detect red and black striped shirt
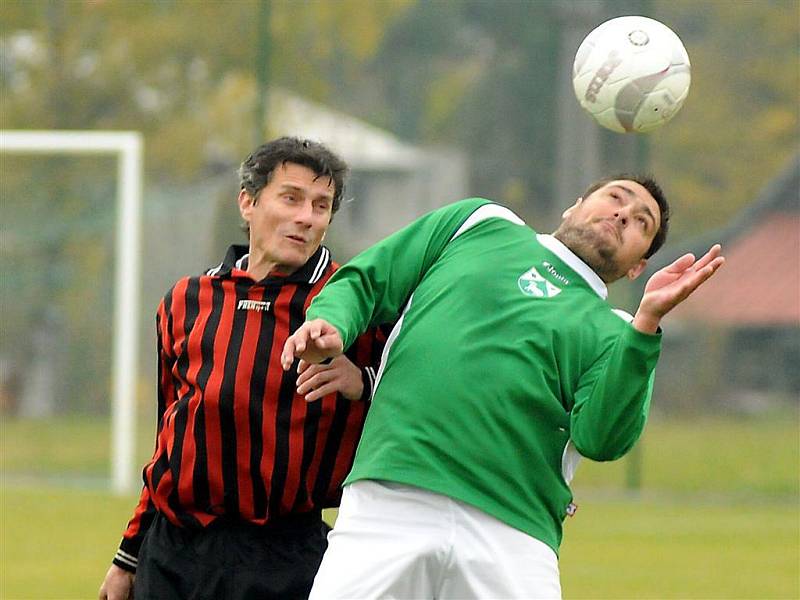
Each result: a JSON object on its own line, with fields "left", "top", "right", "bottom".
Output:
{"left": 113, "top": 245, "right": 384, "bottom": 572}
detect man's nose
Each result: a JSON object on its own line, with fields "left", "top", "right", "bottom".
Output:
{"left": 295, "top": 200, "right": 314, "bottom": 225}
{"left": 614, "top": 209, "right": 629, "bottom": 227}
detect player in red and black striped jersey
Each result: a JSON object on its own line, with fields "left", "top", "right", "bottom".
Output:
{"left": 99, "top": 138, "right": 386, "bottom": 600}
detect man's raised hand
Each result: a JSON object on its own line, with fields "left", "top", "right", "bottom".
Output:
{"left": 281, "top": 319, "right": 344, "bottom": 370}
{"left": 633, "top": 244, "right": 725, "bottom": 334}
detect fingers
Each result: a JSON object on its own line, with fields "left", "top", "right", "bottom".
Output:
{"left": 685, "top": 255, "right": 725, "bottom": 294}
{"left": 296, "top": 362, "right": 332, "bottom": 389}
{"left": 281, "top": 320, "right": 344, "bottom": 370}
{"left": 664, "top": 252, "right": 696, "bottom": 274}
{"left": 297, "top": 366, "right": 337, "bottom": 400}
{"left": 303, "top": 381, "right": 341, "bottom": 403}
{"left": 692, "top": 244, "right": 722, "bottom": 272}
{"left": 637, "top": 245, "right": 725, "bottom": 327}
{"left": 280, "top": 321, "right": 321, "bottom": 370}
{"left": 666, "top": 245, "right": 722, "bottom": 276}
{"left": 281, "top": 336, "right": 299, "bottom": 371}
{"left": 296, "top": 354, "right": 363, "bottom": 401}
{"left": 668, "top": 255, "right": 725, "bottom": 305}
{"left": 306, "top": 320, "right": 324, "bottom": 342}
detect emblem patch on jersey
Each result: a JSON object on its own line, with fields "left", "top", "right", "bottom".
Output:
{"left": 518, "top": 266, "right": 562, "bottom": 298}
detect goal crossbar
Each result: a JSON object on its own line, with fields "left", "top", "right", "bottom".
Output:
{"left": 0, "top": 130, "right": 143, "bottom": 495}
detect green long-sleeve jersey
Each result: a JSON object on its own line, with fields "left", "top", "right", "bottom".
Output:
{"left": 307, "top": 199, "right": 661, "bottom": 553}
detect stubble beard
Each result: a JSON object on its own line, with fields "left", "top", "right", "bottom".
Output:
{"left": 553, "top": 223, "right": 622, "bottom": 283}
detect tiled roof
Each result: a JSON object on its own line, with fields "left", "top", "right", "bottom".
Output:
{"left": 667, "top": 212, "right": 800, "bottom": 326}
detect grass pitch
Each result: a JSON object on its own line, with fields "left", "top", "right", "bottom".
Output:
{"left": 1, "top": 486, "right": 796, "bottom": 599}
{"left": 559, "top": 496, "right": 798, "bottom": 599}
{"left": 1, "top": 410, "right": 798, "bottom": 599}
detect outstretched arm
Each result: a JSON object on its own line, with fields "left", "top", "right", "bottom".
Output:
{"left": 282, "top": 200, "right": 495, "bottom": 372}
{"left": 633, "top": 244, "right": 725, "bottom": 334}
{"left": 571, "top": 244, "right": 724, "bottom": 461}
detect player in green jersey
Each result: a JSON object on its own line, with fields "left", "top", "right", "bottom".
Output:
{"left": 281, "top": 175, "right": 724, "bottom": 599}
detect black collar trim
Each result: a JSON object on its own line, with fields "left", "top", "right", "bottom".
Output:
{"left": 206, "top": 244, "right": 331, "bottom": 285}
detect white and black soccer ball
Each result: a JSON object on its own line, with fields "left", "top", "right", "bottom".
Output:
{"left": 572, "top": 15, "right": 691, "bottom": 133}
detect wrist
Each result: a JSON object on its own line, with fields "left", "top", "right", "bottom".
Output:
{"left": 632, "top": 311, "right": 661, "bottom": 334}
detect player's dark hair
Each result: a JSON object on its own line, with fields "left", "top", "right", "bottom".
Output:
{"left": 581, "top": 173, "right": 670, "bottom": 258}
{"left": 238, "top": 136, "right": 348, "bottom": 214}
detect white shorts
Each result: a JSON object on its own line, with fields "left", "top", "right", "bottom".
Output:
{"left": 310, "top": 480, "right": 561, "bottom": 599}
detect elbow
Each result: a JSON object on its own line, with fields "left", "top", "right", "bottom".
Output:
{"left": 571, "top": 413, "right": 645, "bottom": 462}
{"left": 574, "top": 443, "right": 625, "bottom": 462}
{"left": 572, "top": 434, "right": 637, "bottom": 462}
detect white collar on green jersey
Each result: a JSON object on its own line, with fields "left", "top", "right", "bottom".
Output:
{"left": 536, "top": 234, "right": 608, "bottom": 299}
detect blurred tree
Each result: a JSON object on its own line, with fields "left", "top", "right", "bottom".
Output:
{"left": 0, "top": 0, "right": 797, "bottom": 416}
{"left": 341, "top": 0, "right": 798, "bottom": 234}
{"left": 3, "top": 0, "right": 794, "bottom": 224}
{"left": 0, "top": 0, "right": 410, "bottom": 178}
{"left": 351, "top": 0, "right": 562, "bottom": 220}
{"left": 651, "top": 0, "right": 799, "bottom": 241}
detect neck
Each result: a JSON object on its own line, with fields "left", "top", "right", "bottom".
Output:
{"left": 552, "top": 229, "right": 620, "bottom": 284}
{"left": 245, "top": 249, "right": 294, "bottom": 281}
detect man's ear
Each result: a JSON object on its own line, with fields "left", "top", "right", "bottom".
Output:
{"left": 238, "top": 189, "right": 253, "bottom": 220}
{"left": 562, "top": 197, "right": 583, "bottom": 220}
{"left": 626, "top": 258, "right": 648, "bottom": 281}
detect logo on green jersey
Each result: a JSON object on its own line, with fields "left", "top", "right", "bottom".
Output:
{"left": 518, "top": 266, "right": 562, "bottom": 298}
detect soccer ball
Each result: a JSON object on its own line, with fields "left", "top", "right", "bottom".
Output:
{"left": 572, "top": 15, "right": 691, "bottom": 133}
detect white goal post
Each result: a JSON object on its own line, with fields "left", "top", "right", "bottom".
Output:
{"left": 0, "top": 130, "right": 143, "bottom": 495}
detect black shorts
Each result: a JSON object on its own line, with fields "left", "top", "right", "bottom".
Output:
{"left": 134, "top": 511, "right": 330, "bottom": 600}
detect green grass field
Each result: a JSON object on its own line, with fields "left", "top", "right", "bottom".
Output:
{"left": 1, "top": 411, "right": 798, "bottom": 599}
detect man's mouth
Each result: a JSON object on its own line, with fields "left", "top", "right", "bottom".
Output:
{"left": 598, "top": 220, "right": 621, "bottom": 242}
{"left": 286, "top": 234, "right": 307, "bottom": 245}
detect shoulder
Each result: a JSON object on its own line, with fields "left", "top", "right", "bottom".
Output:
{"left": 441, "top": 197, "right": 509, "bottom": 218}
{"left": 164, "top": 275, "right": 192, "bottom": 295}
{"left": 448, "top": 199, "right": 526, "bottom": 241}
{"left": 159, "top": 274, "right": 203, "bottom": 305}
{"left": 425, "top": 197, "right": 495, "bottom": 221}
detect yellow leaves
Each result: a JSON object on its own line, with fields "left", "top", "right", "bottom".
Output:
{"left": 652, "top": 0, "right": 799, "bottom": 240}
{"left": 422, "top": 62, "right": 482, "bottom": 136}
{"left": 204, "top": 73, "right": 259, "bottom": 156}
{"left": 751, "top": 107, "right": 798, "bottom": 144}
{"left": 269, "top": 0, "right": 413, "bottom": 107}
{"left": 149, "top": 114, "right": 210, "bottom": 180}
{"left": 337, "top": 0, "right": 415, "bottom": 61}
{"left": 272, "top": 0, "right": 413, "bottom": 63}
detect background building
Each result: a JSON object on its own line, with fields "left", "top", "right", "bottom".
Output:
{"left": 651, "top": 154, "right": 800, "bottom": 413}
